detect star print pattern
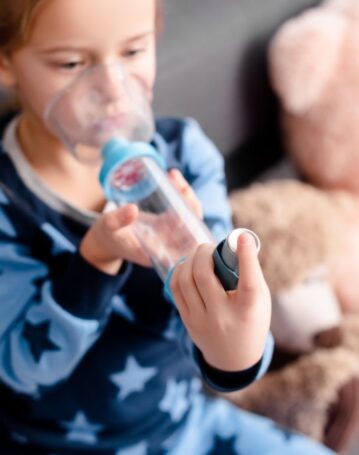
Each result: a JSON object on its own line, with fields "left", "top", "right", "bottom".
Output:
{"left": 0, "top": 189, "right": 9, "bottom": 205}
{"left": 161, "top": 313, "right": 183, "bottom": 341}
{"left": 115, "top": 441, "right": 148, "bottom": 455}
{"left": 41, "top": 223, "right": 76, "bottom": 255}
{"left": 158, "top": 378, "right": 191, "bottom": 422}
{"left": 0, "top": 118, "right": 316, "bottom": 455}
{"left": 110, "top": 355, "right": 157, "bottom": 400}
{"left": 207, "top": 435, "right": 239, "bottom": 455}
{"left": 22, "top": 320, "right": 60, "bottom": 363}
{"left": 61, "top": 411, "right": 104, "bottom": 445}
{"left": 112, "top": 295, "right": 136, "bottom": 322}
{"left": 0, "top": 184, "right": 16, "bottom": 226}
{"left": 0, "top": 180, "right": 45, "bottom": 241}
{"left": 0, "top": 204, "right": 16, "bottom": 237}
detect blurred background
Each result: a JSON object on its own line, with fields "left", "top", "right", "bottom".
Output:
{"left": 154, "top": 2, "right": 359, "bottom": 454}
{"left": 154, "top": 0, "right": 320, "bottom": 189}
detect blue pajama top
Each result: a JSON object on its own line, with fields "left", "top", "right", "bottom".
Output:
{"left": 0, "top": 116, "right": 274, "bottom": 454}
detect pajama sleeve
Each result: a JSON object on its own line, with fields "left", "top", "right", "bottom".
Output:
{"left": 179, "top": 118, "right": 233, "bottom": 242}
{"left": 167, "top": 119, "right": 274, "bottom": 391}
{"left": 0, "top": 186, "right": 131, "bottom": 395}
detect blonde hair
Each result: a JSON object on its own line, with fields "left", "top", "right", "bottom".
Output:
{"left": 0, "top": 0, "right": 162, "bottom": 53}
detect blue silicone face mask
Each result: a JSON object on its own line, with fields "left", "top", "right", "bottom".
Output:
{"left": 44, "top": 63, "right": 154, "bottom": 164}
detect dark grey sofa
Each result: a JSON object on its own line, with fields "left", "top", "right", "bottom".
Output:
{"left": 154, "top": 0, "right": 320, "bottom": 189}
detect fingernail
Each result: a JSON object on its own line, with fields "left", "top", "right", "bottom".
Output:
{"left": 169, "top": 168, "right": 180, "bottom": 179}
{"left": 238, "top": 232, "right": 254, "bottom": 246}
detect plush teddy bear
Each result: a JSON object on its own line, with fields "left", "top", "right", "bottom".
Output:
{"left": 227, "top": 338, "right": 359, "bottom": 449}
{"left": 267, "top": 0, "right": 359, "bottom": 313}
{"left": 230, "top": 179, "right": 347, "bottom": 353}
{"left": 225, "top": 179, "right": 359, "bottom": 451}
{"left": 225, "top": 4, "right": 359, "bottom": 442}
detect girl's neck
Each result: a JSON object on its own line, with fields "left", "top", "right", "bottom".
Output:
{"left": 17, "top": 113, "right": 106, "bottom": 213}
{"left": 18, "top": 114, "right": 82, "bottom": 173}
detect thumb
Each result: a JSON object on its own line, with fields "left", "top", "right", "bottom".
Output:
{"left": 102, "top": 204, "right": 139, "bottom": 231}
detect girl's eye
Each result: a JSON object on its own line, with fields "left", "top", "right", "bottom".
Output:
{"left": 123, "top": 48, "right": 145, "bottom": 58}
{"left": 50, "top": 59, "right": 86, "bottom": 72}
{"left": 57, "top": 61, "right": 85, "bottom": 70}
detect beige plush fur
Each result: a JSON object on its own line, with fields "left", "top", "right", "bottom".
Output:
{"left": 230, "top": 180, "right": 342, "bottom": 294}
{"left": 225, "top": 314, "right": 359, "bottom": 442}
{"left": 227, "top": 342, "right": 359, "bottom": 441}
{"left": 230, "top": 180, "right": 352, "bottom": 353}
{"left": 269, "top": 0, "right": 359, "bottom": 313}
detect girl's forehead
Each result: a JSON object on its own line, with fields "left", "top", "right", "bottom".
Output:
{"left": 29, "top": 0, "right": 156, "bottom": 47}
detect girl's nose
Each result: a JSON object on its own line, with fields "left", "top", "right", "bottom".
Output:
{"left": 98, "top": 64, "right": 127, "bottom": 103}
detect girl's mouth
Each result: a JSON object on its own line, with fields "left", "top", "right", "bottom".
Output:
{"left": 94, "top": 114, "right": 128, "bottom": 131}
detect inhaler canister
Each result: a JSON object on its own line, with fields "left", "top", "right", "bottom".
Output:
{"left": 213, "top": 228, "right": 261, "bottom": 290}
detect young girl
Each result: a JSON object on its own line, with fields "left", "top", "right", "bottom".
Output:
{"left": 0, "top": 0, "right": 334, "bottom": 454}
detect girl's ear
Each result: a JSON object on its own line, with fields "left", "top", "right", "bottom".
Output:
{"left": 0, "top": 53, "right": 17, "bottom": 88}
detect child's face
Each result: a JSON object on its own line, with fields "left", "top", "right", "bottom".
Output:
{"left": 0, "top": 0, "right": 156, "bottom": 129}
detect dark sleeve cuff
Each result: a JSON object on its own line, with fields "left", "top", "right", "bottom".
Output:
{"left": 195, "top": 348, "right": 262, "bottom": 392}
{"left": 194, "top": 333, "right": 275, "bottom": 393}
{"left": 52, "top": 252, "right": 132, "bottom": 320}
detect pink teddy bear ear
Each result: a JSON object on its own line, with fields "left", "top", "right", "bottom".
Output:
{"left": 268, "top": 8, "right": 346, "bottom": 114}
{"left": 325, "top": 0, "right": 359, "bottom": 18}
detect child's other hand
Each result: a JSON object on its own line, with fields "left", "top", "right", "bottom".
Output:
{"left": 80, "top": 170, "right": 203, "bottom": 275}
{"left": 168, "top": 169, "right": 203, "bottom": 219}
{"left": 170, "top": 232, "right": 271, "bottom": 372}
{"left": 80, "top": 204, "right": 151, "bottom": 275}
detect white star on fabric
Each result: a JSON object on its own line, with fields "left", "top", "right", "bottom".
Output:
{"left": 110, "top": 355, "right": 157, "bottom": 400}
{"left": 115, "top": 441, "right": 148, "bottom": 455}
{"left": 112, "top": 295, "right": 136, "bottom": 322}
{"left": 189, "top": 377, "right": 202, "bottom": 397}
{"left": 161, "top": 315, "right": 183, "bottom": 341}
{"left": 41, "top": 223, "right": 76, "bottom": 255}
{"left": 159, "top": 378, "right": 190, "bottom": 422}
{"left": 0, "top": 190, "right": 9, "bottom": 205}
{"left": 0, "top": 209, "right": 16, "bottom": 237}
{"left": 61, "top": 411, "right": 104, "bottom": 445}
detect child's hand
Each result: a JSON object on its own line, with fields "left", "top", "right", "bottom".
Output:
{"left": 170, "top": 232, "right": 271, "bottom": 372}
{"left": 168, "top": 169, "right": 203, "bottom": 219}
{"left": 80, "top": 204, "right": 151, "bottom": 275}
{"left": 80, "top": 169, "right": 203, "bottom": 275}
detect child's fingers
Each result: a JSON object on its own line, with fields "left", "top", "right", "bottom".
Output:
{"left": 170, "top": 261, "right": 191, "bottom": 318}
{"left": 174, "top": 251, "right": 208, "bottom": 315}
{"left": 190, "top": 243, "right": 226, "bottom": 310}
{"left": 168, "top": 169, "right": 203, "bottom": 218}
{"left": 236, "top": 232, "right": 264, "bottom": 294}
{"left": 102, "top": 204, "right": 139, "bottom": 231}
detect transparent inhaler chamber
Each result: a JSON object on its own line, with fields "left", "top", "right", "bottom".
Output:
{"left": 45, "top": 63, "right": 214, "bottom": 281}
{"left": 45, "top": 63, "right": 260, "bottom": 288}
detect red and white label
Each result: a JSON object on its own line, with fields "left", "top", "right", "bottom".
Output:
{"left": 111, "top": 159, "right": 145, "bottom": 190}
